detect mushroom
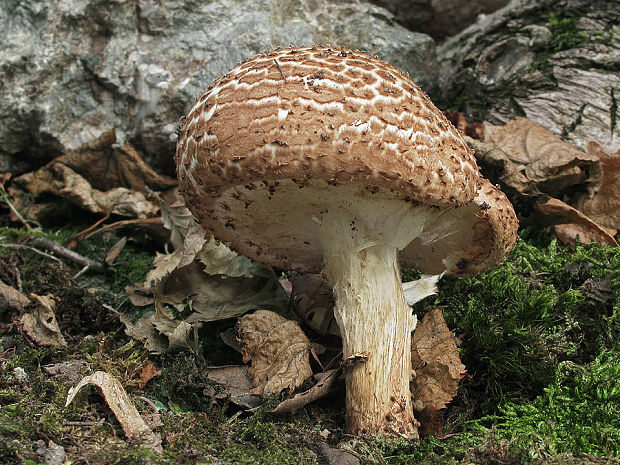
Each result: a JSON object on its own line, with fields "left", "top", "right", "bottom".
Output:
{"left": 176, "top": 46, "right": 518, "bottom": 437}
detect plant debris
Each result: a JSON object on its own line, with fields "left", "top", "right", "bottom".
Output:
{"left": 122, "top": 194, "right": 288, "bottom": 352}
{"left": 44, "top": 359, "right": 90, "bottom": 385}
{"left": 1, "top": 111, "right": 618, "bottom": 463}
{"left": 138, "top": 362, "right": 162, "bottom": 389}
{"left": 532, "top": 196, "right": 618, "bottom": 246}
{"left": 411, "top": 308, "right": 466, "bottom": 438}
{"left": 203, "top": 365, "right": 262, "bottom": 409}
{"left": 290, "top": 272, "right": 340, "bottom": 336}
{"left": 7, "top": 129, "right": 174, "bottom": 223}
{"left": 482, "top": 117, "right": 602, "bottom": 198}
{"left": 237, "top": 310, "right": 313, "bottom": 396}
{"left": 66, "top": 371, "right": 163, "bottom": 453}
{"left": 20, "top": 293, "right": 68, "bottom": 348}
{"left": 270, "top": 368, "right": 341, "bottom": 414}
{"left": 575, "top": 142, "right": 620, "bottom": 230}
{"left": 464, "top": 117, "right": 619, "bottom": 246}
{"left": 0, "top": 279, "right": 30, "bottom": 311}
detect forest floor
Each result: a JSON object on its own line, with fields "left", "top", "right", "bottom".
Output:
{"left": 0, "top": 219, "right": 618, "bottom": 465}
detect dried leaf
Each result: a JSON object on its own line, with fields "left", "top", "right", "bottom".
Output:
{"left": 122, "top": 193, "right": 288, "bottom": 351}
{"left": 237, "top": 310, "right": 313, "bottom": 396}
{"left": 105, "top": 236, "right": 127, "bottom": 266}
{"left": 197, "top": 238, "right": 270, "bottom": 278}
{"left": 205, "top": 365, "right": 252, "bottom": 391}
{"left": 123, "top": 252, "right": 288, "bottom": 352}
{"left": 0, "top": 279, "right": 30, "bottom": 311}
{"left": 575, "top": 142, "right": 620, "bottom": 230}
{"left": 66, "top": 371, "right": 162, "bottom": 452}
{"left": 125, "top": 284, "right": 155, "bottom": 307}
{"left": 10, "top": 130, "right": 168, "bottom": 222}
{"left": 37, "top": 129, "right": 174, "bottom": 192}
{"left": 270, "top": 369, "right": 340, "bottom": 414}
{"left": 445, "top": 111, "right": 484, "bottom": 139}
{"left": 44, "top": 359, "right": 90, "bottom": 385}
{"left": 220, "top": 328, "right": 243, "bottom": 352}
{"left": 316, "top": 443, "right": 360, "bottom": 465}
{"left": 554, "top": 223, "right": 618, "bottom": 247}
{"left": 124, "top": 222, "right": 205, "bottom": 306}
{"left": 482, "top": 118, "right": 602, "bottom": 197}
{"left": 579, "top": 278, "right": 614, "bottom": 305}
{"left": 156, "top": 188, "right": 195, "bottom": 250}
{"left": 533, "top": 196, "right": 618, "bottom": 247}
{"left": 59, "top": 135, "right": 176, "bottom": 192}
{"left": 15, "top": 162, "right": 158, "bottom": 219}
{"left": 156, "top": 259, "right": 287, "bottom": 328}
{"left": 20, "top": 294, "right": 67, "bottom": 348}
{"left": 138, "top": 363, "right": 161, "bottom": 389}
{"left": 290, "top": 273, "right": 339, "bottom": 337}
{"left": 465, "top": 136, "right": 530, "bottom": 197}
{"left": 204, "top": 365, "right": 262, "bottom": 409}
{"left": 411, "top": 308, "right": 466, "bottom": 438}
{"left": 118, "top": 311, "right": 168, "bottom": 354}
{"left": 35, "top": 440, "right": 66, "bottom": 465}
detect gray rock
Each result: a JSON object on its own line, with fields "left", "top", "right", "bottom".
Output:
{"left": 1, "top": 0, "right": 437, "bottom": 174}
{"left": 370, "top": 0, "right": 510, "bottom": 41}
{"left": 317, "top": 442, "right": 360, "bottom": 465}
{"left": 35, "top": 440, "right": 66, "bottom": 465}
{"left": 438, "top": 0, "right": 620, "bottom": 154}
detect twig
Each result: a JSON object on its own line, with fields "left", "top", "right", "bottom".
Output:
{"left": 0, "top": 243, "right": 63, "bottom": 265}
{"left": 73, "top": 265, "right": 91, "bottom": 279}
{"left": 135, "top": 396, "right": 160, "bottom": 413}
{"left": 227, "top": 410, "right": 244, "bottom": 424}
{"left": 31, "top": 237, "right": 105, "bottom": 273}
{"left": 0, "top": 184, "right": 33, "bottom": 231}
{"left": 63, "top": 420, "right": 105, "bottom": 427}
{"left": 0, "top": 347, "right": 16, "bottom": 362}
{"left": 81, "top": 217, "right": 164, "bottom": 241}
{"left": 71, "top": 213, "right": 111, "bottom": 243}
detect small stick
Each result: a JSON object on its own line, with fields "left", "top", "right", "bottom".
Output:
{"left": 0, "top": 243, "right": 63, "bottom": 265}
{"left": 135, "top": 396, "right": 160, "bottom": 413}
{"left": 31, "top": 237, "right": 105, "bottom": 273}
{"left": 227, "top": 410, "right": 244, "bottom": 424}
{"left": 71, "top": 213, "right": 111, "bottom": 243}
{"left": 0, "top": 347, "right": 16, "bottom": 362}
{"left": 274, "top": 59, "right": 286, "bottom": 82}
{"left": 0, "top": 184, "right": 33, "bottom": 231}
{"left": 63, "top": 420, "right": 104, "bottom": 427}
{"left": 73, "top": 265, "right": 91, "bottom": 279}
{"left": 82, "top": 217, "right": 164, "bottom": 241}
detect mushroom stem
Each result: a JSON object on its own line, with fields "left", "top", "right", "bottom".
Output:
{"left": 322, "top": 217, "right": 420, "bottom": 438}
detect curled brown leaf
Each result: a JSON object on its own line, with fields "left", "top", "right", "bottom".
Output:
{"left": 411, "top": 308, "right": 466, "bottom": 438}
{"left": 237, "top": 310, "right": 313, "bottom": 396}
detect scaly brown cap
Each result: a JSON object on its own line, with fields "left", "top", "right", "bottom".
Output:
{"left": 176, "top": 46, "right": 488, "bottom": 271}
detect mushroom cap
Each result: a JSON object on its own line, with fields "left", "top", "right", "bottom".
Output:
{"left": 402, "top": 178, "right": 519, "bottom": 276}
{"left": 176, "top": 46, "right": 510, "bottom": 272}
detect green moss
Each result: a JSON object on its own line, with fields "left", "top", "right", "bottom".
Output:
{"left": 219, "top": 413, "right": 318, "bottom": 465}
{"left": 370, "top": 434, "right": 476, "bottom": 464}
{"left": 546, "top": 12, "right": 589, "bottom": 52}
{"left": 418, "top": 234, "right": 619, "bottom": 413}
{"left": 404, "top": 233, "right": 620, "bottom": 460}
{"left": 489, "top": 351, "right": 620, "bottom": 458}
{"left": 0, "top": 226, "right": 45, "bottom": 242}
